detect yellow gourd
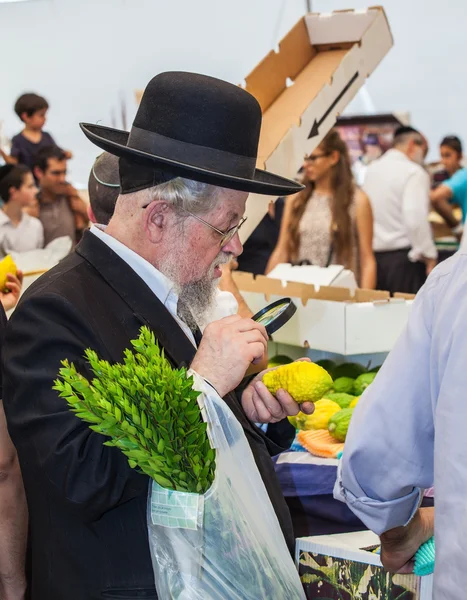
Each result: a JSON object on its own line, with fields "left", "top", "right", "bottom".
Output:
{"left": 349, "top": 397, "right": 360, "bottom": 408}
{"left": 0, "top": 255, "right": 17, "bottom": 291}
{"left": 304, "top": 399, "right": 341, "bottom": 430}
{"left": 262, "top": 361, "right": 333, "bottom": 404}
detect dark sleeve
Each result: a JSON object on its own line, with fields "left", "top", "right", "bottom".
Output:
{"left": 2, "top": 292, "right": 148, "bottom": 521}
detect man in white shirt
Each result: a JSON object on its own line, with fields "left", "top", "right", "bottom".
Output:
{"left": 363, "top": 126, "right": 437, "bottom": 294}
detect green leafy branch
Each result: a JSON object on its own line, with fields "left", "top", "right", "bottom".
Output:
{"left": 53, "top": 326, "right": 216, "bottom": 494}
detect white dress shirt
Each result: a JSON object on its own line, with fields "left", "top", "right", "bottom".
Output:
{"left": 0, "top": 210, "right": 44, "bottom": 258}
{"left": 90, "top": 225, "right": 238, "bottom": 345}
{"left": 333, "top": 251, "right": 467, "bottom": 598}
{"left": 363, "top": 149, "right": 437, "bottom": 262}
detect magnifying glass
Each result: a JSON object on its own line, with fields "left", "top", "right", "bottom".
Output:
{"left": 251, "top": 298, "right": 297, "bottom": 335}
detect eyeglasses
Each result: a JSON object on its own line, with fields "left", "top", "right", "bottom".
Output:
{"left": 185, "top": 210, "right": 247, "bottom": 247}
{"left": 304, "top": 152, "right": 330, "bottom": 162}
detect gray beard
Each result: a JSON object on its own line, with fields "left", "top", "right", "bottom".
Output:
{"left": 159, "top": 250, "right": 231, "bottom": 331}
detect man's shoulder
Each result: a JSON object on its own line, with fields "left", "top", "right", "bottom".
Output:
{"left": 10, "top": 132, "right": 25, "bottom": 145}
{"left": 446, "top": 167, "right": 467, "bottom": 187}
{"left": 20, "top": 252, "right": 95, "bottom": 304}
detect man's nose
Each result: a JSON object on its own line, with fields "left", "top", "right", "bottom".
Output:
{"left": 222, "top": 232, "right": 243, "bottom": 257}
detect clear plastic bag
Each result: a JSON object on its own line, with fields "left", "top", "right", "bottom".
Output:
{"left": 147, "top": 371, "right": 305, "bottom": 600}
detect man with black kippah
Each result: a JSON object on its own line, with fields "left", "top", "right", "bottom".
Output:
{"left": 2, "top": 72, "right": 310, "bottom": 599}
{"left": 363, "top": 125, "right": 438, "bottom": 294}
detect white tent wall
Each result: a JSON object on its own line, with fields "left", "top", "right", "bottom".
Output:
{"left": 1, "top": 0, "right": 305, "bottom": 185}
{"left": 1, "top": 0, "right": 465, "bottom": 185}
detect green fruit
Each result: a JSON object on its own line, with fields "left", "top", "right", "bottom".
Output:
{"left": 333, "top": 377, "right": 355, "bottom": 394}
{"left": 268, "top": 355, "right": 293, "bottom": 368}
{"left": 353, "top": 372, "right": 377, "bottom": 396}
{"left": 322, "top": 392, "right": 355, "bottom": 409}
{"left": 328, "top": 408, "right": 354, "bottom": 442}
{"left": 332, "top": 363, "right": 367, "bottom": 380}
{"left": 315, "top": 359, "right": 337, "bottom": 375}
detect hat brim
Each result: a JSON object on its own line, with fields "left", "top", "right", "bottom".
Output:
{"left": 80, "top": 123, "right": 304, "bottom": 196}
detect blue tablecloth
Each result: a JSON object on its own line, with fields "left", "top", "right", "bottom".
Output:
{"left": 273, "top": 451, "right": 364, "bottom": 530}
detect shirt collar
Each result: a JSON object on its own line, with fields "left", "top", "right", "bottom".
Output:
{"left": 89, "top": 224, "right": 178, "bottom": 307}
{"left": 0, "top": 211, "right": 10, "bottom": 225}
{"left": 385, "top": 148, "right": 411, "bottom": 162}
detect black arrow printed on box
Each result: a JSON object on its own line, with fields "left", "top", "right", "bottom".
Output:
{"left": 308, "top": 71, "right": 360, "bottom": 139}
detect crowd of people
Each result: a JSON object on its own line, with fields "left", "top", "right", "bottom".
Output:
{"left": 1, "top": 91, "right": 464, "bottom": 299}
{"left": 0, "top": 93, "right": 88, "bottom": 261}
{"left": 0, "top": 76, "right": 466, "bottom": 599}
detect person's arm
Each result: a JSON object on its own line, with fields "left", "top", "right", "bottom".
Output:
{"left": 66, "top": 185, "right": 90, "bottom": 227}
{"left": 0, "top": 402, "right": 27, "bottom": 600}
{"left": 3, "top": 293, "right": 149, "bottom": 522}
{"left": 430, "top": 184, "right": 459, "bottom": 229}
{"left": 334, "top": 277, "right": 437, "bottom": 549}
{"left": 0, "top": 272, "right": 23, "bottom": 313}
{"left": 355, "top": 189, "right": 377, "bottom": 289}
{"left": 402, "top": 169, "right": 438, "bottom": 273}
{"left": 265, "top": 196, "right": 296, "bottom": 274}
{"left": 219, "top": 260, "right": 252, "bottom": 319}
{"left": 0, "top": 149, "right": 18, "bottom": 166}
{"left": 218, "top": 261, "right": 268, "bottom": 373}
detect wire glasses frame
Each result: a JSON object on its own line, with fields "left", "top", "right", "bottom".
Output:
{"left": 185, "top": 210, "right": 247, "bottom": 247}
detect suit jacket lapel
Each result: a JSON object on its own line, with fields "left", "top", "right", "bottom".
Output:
{"left": 76, "top": 231, "right": 196, "bottom": 368}
{"left": 76, "top": 232, "right": 255, "bottom": 432}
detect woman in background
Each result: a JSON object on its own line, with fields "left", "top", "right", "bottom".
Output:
{"left": 266, "top": 129, "right": 376, "bottom": 289}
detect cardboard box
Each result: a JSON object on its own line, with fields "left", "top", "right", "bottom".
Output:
{"left": 296, "top": 530, "right": 433, "bottom": 600}
{"left": 240, "top": 6, "right": 393, "bottom": 241}
{"left": 234, "top": 271, "right": 413, "bottom": 355}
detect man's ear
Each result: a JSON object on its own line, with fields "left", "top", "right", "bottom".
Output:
{"left": 33, "top": 166, "right": 42, "bottom": 182}
{"left": 87, "top": 205, "right": 96, "bottom": 223}
{"left": 144, "top": 200, "right": 171, "bottom": 243}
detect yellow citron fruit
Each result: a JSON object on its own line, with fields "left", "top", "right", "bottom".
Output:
{"left": 0, "top": 255, "right": 17, "bottom": 291}
{"left": 304, "top": 399, "right": 341, "bottom": 430}
{"left": 349, "top": 397, "right": 360, "bottom": 409}
{"left": 262, "top": 361, "right": 333, "bottom": 404}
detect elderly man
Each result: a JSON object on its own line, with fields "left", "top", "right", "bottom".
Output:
{"left": 2, "top": 72, "right": 306, "bottom": 599}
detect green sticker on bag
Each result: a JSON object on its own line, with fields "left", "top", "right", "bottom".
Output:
{"left": 150, "top": 482, "right": 204, "bottom": 530}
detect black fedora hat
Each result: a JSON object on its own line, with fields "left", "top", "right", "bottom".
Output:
{"left": 80, "top": 71, "right": 303, "bottom": 196}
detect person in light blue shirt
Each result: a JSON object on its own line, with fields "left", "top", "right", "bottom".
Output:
{"left": 431, "top": 135, "right": 466, "bottom": 237}
{"left": 334, "top": 250, "right": 467, "bottom": 598}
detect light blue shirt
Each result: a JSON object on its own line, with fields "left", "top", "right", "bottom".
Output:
{"left": 445, "top": 167, "right": 467, "bottom": 223}
{"left": 334, "top": 250, "right": 467, "bottom": 599}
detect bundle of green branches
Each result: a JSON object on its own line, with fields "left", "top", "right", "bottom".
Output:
{"left": 53, "top": 326, "right": 216, "bottom": 494}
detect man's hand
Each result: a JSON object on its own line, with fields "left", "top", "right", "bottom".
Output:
{"left": 0, "top": 271, "right": 23, "bottom": 312}
{"left": 241, "top": 361, "right": 314, "bottom": 424}
{"left": 380, "top": 507, "right": 434, "bottom": 574}
{"left": 191, "top": 314, "right": 268, "bottom": 397}
{"left": 424, "top": 258, "right": 437, "bottom": 277}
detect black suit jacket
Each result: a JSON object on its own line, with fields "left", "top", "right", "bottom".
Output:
{"left": 2, "top": 231, "right": 294, "bottom": 600}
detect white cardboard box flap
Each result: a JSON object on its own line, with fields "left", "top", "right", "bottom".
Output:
{"left": 240, "top": 6, "right": 393, "bottom": 243}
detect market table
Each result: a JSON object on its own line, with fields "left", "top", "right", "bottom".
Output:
{"left": 274, "top": 449, "right": 434, "bottom": 538}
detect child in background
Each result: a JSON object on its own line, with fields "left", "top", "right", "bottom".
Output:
{"left": 430, "top": 135, "right": 466, "bottom": 238}
{"left": 0, "top": 93, "right": 72, "bottom": 169}
{"left": 0, "top": 164, "right": 44, "bottom": 257}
